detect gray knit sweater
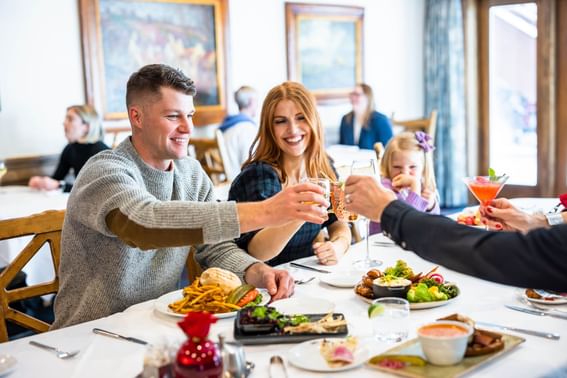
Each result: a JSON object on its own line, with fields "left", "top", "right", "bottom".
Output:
{"left": 52, "top": 138, "right": 259, "bottom": 329}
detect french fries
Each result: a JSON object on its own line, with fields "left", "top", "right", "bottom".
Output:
{"left": 168, "top": 277, "right": 242, "bottom": 314}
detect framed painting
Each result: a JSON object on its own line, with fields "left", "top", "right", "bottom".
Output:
{"left": 79, "top": 0, "right": 229, "bottom": 125}
{"left": 285, "top": 3, "right": 364, "bottom": 103}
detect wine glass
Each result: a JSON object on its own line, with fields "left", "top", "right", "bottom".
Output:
{"left": 463, "top": 175, "right": 509, "bottom": 229}
{"left": 350, "top": 159, "right": 382, "bottom": 268}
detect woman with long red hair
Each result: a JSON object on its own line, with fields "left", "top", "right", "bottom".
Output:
{"left": 229, "top": 82, "right": 351, "bottom": 266}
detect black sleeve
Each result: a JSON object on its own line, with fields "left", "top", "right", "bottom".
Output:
{"left": 381, "top": 200, "right": 567, "bottom": 291}
{"left": 51, "top": 144, "right": 72, "bottom": 181}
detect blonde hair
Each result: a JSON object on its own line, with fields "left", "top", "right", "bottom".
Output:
{"left": 380, "top": 131, "right": 437, "bottom": 192}
{"left": 243, "top": 81, "right": 336, "bottom": 182}
{"left": 67, "top": 105, "right": 104, "bottom": 144}
{"left": 347, "top": 83, "right": 376, "bottom": 128}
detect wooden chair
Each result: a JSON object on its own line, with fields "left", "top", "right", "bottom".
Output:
{"left": 391, "top": 109, "right": 438, "bottom": 141}
{"left": 185, "top": 247, "right": 203, "bottom": 283}
{"left": 373, "top": 142, "right": 385, "bottom": 165}
{"left": 105, "top": 126, "right": 131, "bottom": 148}
{"left": 0, "top": 210, "right": 65, "bottom": 342}
{"left": 189, "top": 130, "right": 230, "bottom": 185}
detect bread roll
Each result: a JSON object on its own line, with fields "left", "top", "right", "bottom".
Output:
{"left": 199, "top": 267, "right": 241, "bottom": 294}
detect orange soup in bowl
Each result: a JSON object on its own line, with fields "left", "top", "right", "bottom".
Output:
{"left": 419, "top": 324, "right": 469, "bottom": 338}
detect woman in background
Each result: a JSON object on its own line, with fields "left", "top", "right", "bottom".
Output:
{"left": 28, "top": 105, "right": 109, "bottom": 192}
{"left": 229, "top": 82, "right": 351, "bottom": 266}
{"left": 339, "top": 83, "right": 393, "bottom": 150}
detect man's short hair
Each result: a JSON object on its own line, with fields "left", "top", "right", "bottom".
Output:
{"left": 126, "top": 64, "right": 196, "bottom": 107}
{"left": 234, "top": 86, "right": 257, "bottom": 111}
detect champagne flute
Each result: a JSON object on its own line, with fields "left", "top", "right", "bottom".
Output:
{"left": 350, "top": 159, "right": 382, "bottom": 268}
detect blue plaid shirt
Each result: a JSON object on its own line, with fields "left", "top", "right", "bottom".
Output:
{"left": 229, "top": 162, "right": 338, "bottom": 266}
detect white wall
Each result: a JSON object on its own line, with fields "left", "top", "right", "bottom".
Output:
{"left": 0, "top": 0, "right": 424, "bottom": 157}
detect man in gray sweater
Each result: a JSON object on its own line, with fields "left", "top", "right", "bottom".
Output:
{"left": 52, "top": 64, "right": 329, "bottom": 328}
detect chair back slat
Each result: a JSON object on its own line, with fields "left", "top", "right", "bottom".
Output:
{"left": 0, "top": 209, "right": 64, "bottom": 342}
{"left": 189, "top": 131, "right": 230, "bottom": 185}
{"left": 391, "top": 109, "right": 438, "bottom": 142}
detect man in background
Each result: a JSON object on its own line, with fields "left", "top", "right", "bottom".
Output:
{"left": 218, "top": 86, "right": 258, "bottom": 180}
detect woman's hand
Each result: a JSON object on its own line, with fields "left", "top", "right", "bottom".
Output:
{"left": 28, "top": 176, "right": 60, "bottom": 191}
{"left": 480, "top": 198, "right": 546, "bottom": 233}
{"left": 313, "top": 241, "right": 342, "bottom": 265}
{"left": 392, "top": 174, "right": 421, "bottom": 194}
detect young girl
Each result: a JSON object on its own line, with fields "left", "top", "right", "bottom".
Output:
{"left": 229, "top": 82, "right": 351, "bottom": 266}
{"left": 370, "top": 131, "right": 440, "bottom": 234}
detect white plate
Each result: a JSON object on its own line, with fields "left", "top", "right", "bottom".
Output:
{"left": 355, "top": 292, "right": 458, "bottom": 310}
{"left": 288, "top": 338, "right": 368, "bottom": 372}
{"left": 154, "top": 288, "right": 270, "bottom": 319}
{"left": 320, "top": 271, "right": 365, "bottom": 288}
{"left": 0, "top": 354, "right": 16, "bottom": 377}
{"left": 520, "top": 289, "right": 567, "bottom": 305}
{"left": 271, "top": 297, "right": 334, "bottom": 315}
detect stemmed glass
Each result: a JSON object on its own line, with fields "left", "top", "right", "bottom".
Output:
{"left": 463, "top": 175, "right": 509, "bottom": 229}
{"left": 350, "top": 159, "right": 382, "bottom": 269}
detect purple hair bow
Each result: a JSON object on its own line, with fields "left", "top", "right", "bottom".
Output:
{"left": 415, "top": 131, "right": 435, "bottom": 152}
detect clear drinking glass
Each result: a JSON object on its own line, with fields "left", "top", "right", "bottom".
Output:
{"left": 463, "top": 175, "right": 509, "bottom": 230}
{"left": 350, "top": 159, "right": 381, "bottom": 268}
{"left": 370, "top": 297, "right": 410, "bottom": 343}
{"left": 301, "top": 177, "right": 330, "bottom": 204}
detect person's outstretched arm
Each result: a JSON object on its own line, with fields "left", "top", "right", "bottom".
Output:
{"left": 344, "top": 175, "right": 567, "bottom": 291}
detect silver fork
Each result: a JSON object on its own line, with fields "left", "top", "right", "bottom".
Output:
{"left": 29, "top": 341, "right": 80, "bottom": 359}
{"left": 294, "top": 277, "right": 315, "bottom": 285}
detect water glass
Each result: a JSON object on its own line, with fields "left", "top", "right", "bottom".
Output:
{"left": 300, "top": 177, "right": 330, "bottom": 203}
{"left": 370, "top": 297, "right": 410, "bottom": 343}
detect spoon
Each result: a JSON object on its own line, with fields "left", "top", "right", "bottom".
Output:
{"left": 29, "top": 341, "right": 80, "bottom": 359}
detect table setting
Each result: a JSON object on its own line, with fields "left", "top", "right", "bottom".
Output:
{"left": 0, "top": 231, "right": 565, "bottom": 377}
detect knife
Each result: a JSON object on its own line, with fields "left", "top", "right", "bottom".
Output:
{"left": 476, "top": 321, "right": 560, "bottom": 340}
{"left": 93, "top": 328, "right": 148, "bottom": 345}
{"left": 290, "top": 262, "right": 331, "bottom": 274}
{"left": 505, "top": 305, "right": 567, "bottom": 320}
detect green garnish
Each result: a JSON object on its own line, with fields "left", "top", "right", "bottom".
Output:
{"left": 488, "top": 167, "right": 507, "bottom": 182}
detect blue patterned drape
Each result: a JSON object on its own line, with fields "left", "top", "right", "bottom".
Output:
{"left": 425, "top": 0, "right": 468, "bottom": 207}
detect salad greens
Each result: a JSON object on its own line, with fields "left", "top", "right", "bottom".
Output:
{"left": 381, "top": 260, "right": 459, "bottom": 303}
{"left": 384, "top": 260, "right": 414, "bottom": 279}
{"left": 248, "top": 306, "right": 309, "bottom": 329}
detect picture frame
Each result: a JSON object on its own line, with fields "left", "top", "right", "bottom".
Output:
{"left": 285, "top": 3, "right": 364, "bottom": 103}
{"left": 79, "top": 0, "right": 229, "bottom": 125}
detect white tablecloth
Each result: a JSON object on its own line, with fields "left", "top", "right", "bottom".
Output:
{"left": 0, "top": 233, "right": 565, "bottom": 377}
{"left": 0, "top": 186, "right": 68, "bottom": 286}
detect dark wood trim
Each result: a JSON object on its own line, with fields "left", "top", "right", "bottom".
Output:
{"left": 556, "top": 0, "right": 567, "bottom": 194}
{"left": 1, "top": 155, "right": 60, "bottom": 186}
{"left": 536, "top": 0, "right": 556, "bottom": 197}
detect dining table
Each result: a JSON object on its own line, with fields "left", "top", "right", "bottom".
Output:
{"left": 0, "top": 230, "right": 565, "bottom": 377}
{"left": 0, "top": 186, "right": 69, "bottom": 287}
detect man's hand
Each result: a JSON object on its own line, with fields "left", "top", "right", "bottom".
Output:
{"left": 263, "top": 182, "right": 329, "bottom": 224}
{"left": 480, "top": 198, "right": 545, "bottom": 233}
{"left": 244, "top": 263, "right": 294, "bottom": 301}
{"left": 344, "top": 175, "right": 396, "bottom": 222}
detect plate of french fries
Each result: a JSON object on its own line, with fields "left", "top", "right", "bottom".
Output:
{"left": 154, "top": 268, "right": 269, "bottom": 319}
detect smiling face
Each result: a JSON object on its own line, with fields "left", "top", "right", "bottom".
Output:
{"left": 130, "top": 86, "right": 195, "bottom": 170}
{"left": 63, "top": 109, "right": 88, "bottom": 143}
{"left": 390, "top": 149, "right": 424, "bottom": 179}
{"left": 272, "top": 99, "right": 312, "bottom": 161}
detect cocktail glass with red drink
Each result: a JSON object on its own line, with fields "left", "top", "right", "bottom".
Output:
{"left": 463, "top": 175, "right": 509, "bottom": 228}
